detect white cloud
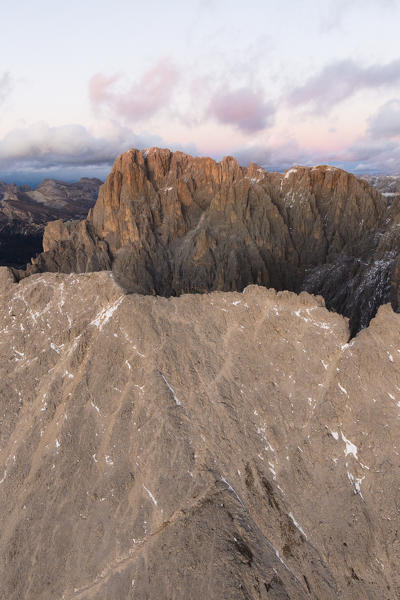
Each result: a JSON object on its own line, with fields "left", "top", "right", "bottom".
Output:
{"left": 0, "top": 72, "right": 12, "bottom": 105}
{"left": 320, "top": 0, "right": 396, "bottom": 32}
{"left": 0, "top": 121, "right": 163, "bottom": 170}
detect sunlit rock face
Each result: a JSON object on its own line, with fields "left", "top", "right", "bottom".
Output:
{"left": 1, "top": 268, "right": 400, "bottom": 599}
{"left": 20, "top": 147, "right": 400, "bottom": 333}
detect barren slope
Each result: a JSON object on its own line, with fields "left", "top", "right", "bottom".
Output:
{"left": 1, "top": 269, "right": 400, "bottom": 598}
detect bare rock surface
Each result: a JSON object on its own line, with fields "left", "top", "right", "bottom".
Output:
{"left": 22, "top": 148, "right": 400, "bottom": 334}
{"left": 1, "top": 268, "right": 400, "bottom": 598}
{"left": 0, "top": 178, "right": 101, "bottom": 268}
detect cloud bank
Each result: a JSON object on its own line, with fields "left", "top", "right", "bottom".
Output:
{"left": 3, "top": 57, "right": 400, "bottom": 180}
{"left": 0, "top": 121, "right": 163, "bottom": 171}
{"left": 288, "top": 59, "right": 400, "bottom": 113}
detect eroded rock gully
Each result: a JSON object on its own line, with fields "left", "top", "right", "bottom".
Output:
{"left": 1, "top": 268, "right": 400, "bottom": 599}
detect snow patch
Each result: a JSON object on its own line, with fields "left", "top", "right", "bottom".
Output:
{"left": 347, "top": 471, "right": 365, "bottom": 498}
{"left": 288, "top": 512, "right": 308, "bottom": 539}
{"left": 90, "top": 400, "right": 100, "bottom": 414}
{"left": 90, "top": 297, "right": 124, "bottom": 331}
{"left": 221, "top": 476, "right": 245, "bottom": 507}
{"left": 341, "top": 432, "right": 358, "bottom": 459}
{"left": 143, "top": 484, "right": 158, "bottom": 506}
{"left": 161, "top": 374, "right": 182, "bottom": 407}
{"left": 284, "top": 168, "right": 298, "bottom": 179}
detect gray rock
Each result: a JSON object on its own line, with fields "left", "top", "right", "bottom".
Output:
{"left": 1, "top": 270, "right": 400, "bottom": 598}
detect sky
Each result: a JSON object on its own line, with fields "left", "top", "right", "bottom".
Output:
{"left": 1, "top": 0, "right": 400, "bottom": 184}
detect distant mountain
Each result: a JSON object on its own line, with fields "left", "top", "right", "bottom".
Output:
{"left": 361, "top": 174, "right": 400, "bottom": 199}
{"left": 0, "top": 178, "right": 101, "bottom": 268}
{"left": 18, "top": 147, "right": 400, "bottom": 334}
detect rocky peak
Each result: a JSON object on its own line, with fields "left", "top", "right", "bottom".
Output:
{"left": 19, "top": 148, "right": 399, "bottom": 334}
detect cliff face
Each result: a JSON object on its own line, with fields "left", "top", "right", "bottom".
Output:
{"left": 0, "top": 178, "right": 101, "bottom": 268}
{"left": 23, "top": 148, "right": 398, "bottom": 333}
{"left": 1, "top": 268, "right": 400, "bottom": 599}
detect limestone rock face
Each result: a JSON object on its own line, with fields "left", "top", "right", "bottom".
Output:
{"left": 22, "top": 148, "right": 399, "bottom": 333}
{"left": 28, "top": 219, "right": 111, "bottom": 275}
{"left": 1, "top": 268, "right": 400, "bottom": 599}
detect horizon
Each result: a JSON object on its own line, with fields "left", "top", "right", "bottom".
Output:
{"left": 1, "top": 0, "right": 400, "bottom": 181}
{"left": 2, "top": 147, "right": 398, "bottom": 188}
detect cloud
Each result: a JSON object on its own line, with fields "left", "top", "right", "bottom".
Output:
{"left": 367, "top": 99, "right": 400, "bottom": 139}
{"left": 89, "top": 73, "right": 120, "bottom": 107}
{"left": 196, "top": 0, "right": 216, "bottom": 10}
{"left": 288, "top": 59, "right": 400, "bottom": 114}
{"left": 320, "top": 0, "right": 396, "bottom": 32}
{"left": 2, "top": 117, "right": 399, "bottom": 180}
{"left": 333, "top": 100, "right": 400, "bottom": 173}
{"left": 0, "top": 72, "right": 12, "bottom": 104}
{"left": 232, "top": 139, "right": 320, "bottom": 171}
{"left": 232, "top": 125, "right": 400, "bottom": 175}
{"left": 326, "top": 100, "right": 400, "bottom": 173}
{"left": 0, "top": 121, "right": 163, "bottom": 171}
{"left": 338, "top": 137, "right": 400, "bottom": 173}
{"left": 208, "top": 87, "right": 275, "bottom": 133}
{"left": 89, "top": 60, "right": 180, "bottom": 122}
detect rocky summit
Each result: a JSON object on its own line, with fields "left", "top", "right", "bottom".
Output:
{"left": 20, "top": 148, "right": 400, "bottom": 334}
{"left": 1, "top": 268, "right": 400, "bottom": 599}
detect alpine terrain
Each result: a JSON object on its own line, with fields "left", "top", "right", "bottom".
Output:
{"left": 17, "top": 148, "right": 400, "bottom": 335}
{"left": 0, "top": 178, "right": 101, "bottom": 268}
{"left": 0, "top": 268, "right": 400, "bottom": 598}
{"left": 1, "top": 149, "right": 400, "bottom": 599}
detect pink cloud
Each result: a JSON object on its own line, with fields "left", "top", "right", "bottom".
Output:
{"left": 208, "top": 87, "right": 275, "bottom": 133}
{"left": 89, "top": 60, "right": 180, "bottom": 122}
{"left": 89, "top": 73, "right": 120, "bottom": 106}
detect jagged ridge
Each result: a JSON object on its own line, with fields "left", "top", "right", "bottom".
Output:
{"left": 19, "top": 148, "right": 400, "bottom": 334}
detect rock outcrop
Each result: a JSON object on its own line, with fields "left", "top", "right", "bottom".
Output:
{"left": 0, "top": 178, "right": 101, "bottom": 268}
{"left": 1, "top": 268, "right": 400, "bottom": 599}
{"left": 20, "top": 148, "right": 400, "bottom": 333}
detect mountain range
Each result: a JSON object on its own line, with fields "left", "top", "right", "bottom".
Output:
{"left": 15, "top": 147, "right": 400, "bottom": 335}
{"left": 0, "top": 178, "right": 101, "bottom": 268}
{"left": 2, "top": 149, "right": 400, "bottom": 599}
